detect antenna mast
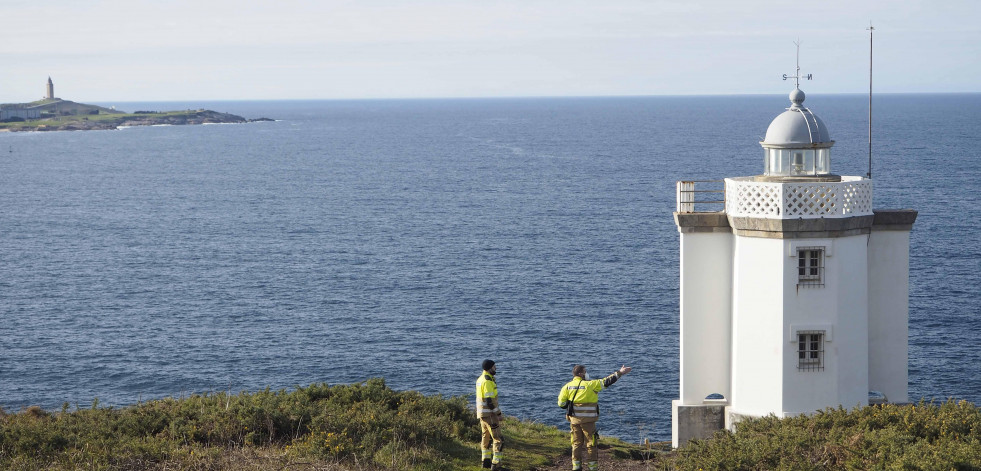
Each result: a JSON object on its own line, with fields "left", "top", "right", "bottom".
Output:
{"left": 867, "top": 23, "right": 874, "bottom": 179}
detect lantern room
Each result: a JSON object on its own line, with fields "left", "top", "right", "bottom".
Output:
{"left": 761, "top": 88, "right": 834, "bottom": 178}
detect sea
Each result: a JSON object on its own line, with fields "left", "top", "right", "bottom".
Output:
{"left": 2, "top": 94, "right": 979, "bottom": 443}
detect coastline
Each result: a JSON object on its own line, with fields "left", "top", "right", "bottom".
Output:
{"left": 0, "top": 109, "right": 273, "bottom": 132}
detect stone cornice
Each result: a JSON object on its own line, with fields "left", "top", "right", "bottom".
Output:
{"left": 872, "top": 209, "right": 918, "bottom": 231}
{"left": 674, "top": 211, "right": 731, "bottom": 234}
{"left": 675, "top": 210, "right": 915, "bottom": 238}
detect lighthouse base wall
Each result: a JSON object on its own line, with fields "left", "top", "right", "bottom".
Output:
{"left": 672, "top": 400, "right": 726, "bottom": 449}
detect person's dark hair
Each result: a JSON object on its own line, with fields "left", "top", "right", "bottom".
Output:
{"left": 572, "top": 365, "right": 586, "bottom": 377}
{"left": 482, "top": 359, "right": 495, "bottom": 371}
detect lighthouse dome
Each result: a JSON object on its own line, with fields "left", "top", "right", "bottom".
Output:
{"left": 762, "top": 89, "right": 832, "bottom": 145}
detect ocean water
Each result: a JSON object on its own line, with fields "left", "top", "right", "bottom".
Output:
{"left": 1, "top": 94, "right": 979, "bottom": 443}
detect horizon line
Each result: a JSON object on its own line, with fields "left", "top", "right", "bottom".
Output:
{"left": 6, "top": 90, "right": 978, "bottom": 106}
{"left": 74, "top": 90, "right": 980, "bottom": 104}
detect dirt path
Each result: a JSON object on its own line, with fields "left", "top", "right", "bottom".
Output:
{"left": 532, "top": 443, "right": 668, "bottom": 471}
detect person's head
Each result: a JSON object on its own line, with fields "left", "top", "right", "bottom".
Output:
{"left": 482, "top": 359, "right": 496, "bottom": 375}
{"left": 572, "top": 364, "right": 586, "bottom": 378}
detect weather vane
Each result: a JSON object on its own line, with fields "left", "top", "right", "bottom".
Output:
{"left": 782, "top": 39, "right": 812, "bottom": 88}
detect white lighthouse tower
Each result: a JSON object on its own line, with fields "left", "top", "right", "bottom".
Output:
{"left": 671, "top": 59, "right": 917, "bottom": 448}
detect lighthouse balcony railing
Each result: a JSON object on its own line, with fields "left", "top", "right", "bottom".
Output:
{"left": 725, "top": 176, "right": 873, "bottom": 219}
{"left": 676, "top": 180, "right": 725, "bottom": 213}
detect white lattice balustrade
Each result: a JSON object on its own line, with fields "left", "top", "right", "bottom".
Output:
{"left": 725, "top": 176, "right": 872, "bottom": 219}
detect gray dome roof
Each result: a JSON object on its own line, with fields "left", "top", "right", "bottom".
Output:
{"left": 762, "top": 88, "right": 832, "bottom": 147}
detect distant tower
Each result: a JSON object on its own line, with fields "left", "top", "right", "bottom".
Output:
{"left": 670, "top": 62, "right": 917, "bottom": 448}
{"left": 46, "top": 77, "right": 54, "bottom": 99}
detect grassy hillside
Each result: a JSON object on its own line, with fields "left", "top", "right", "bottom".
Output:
{"left": 0, "top": 379, "right": 588, "bottom": 470}
{"left": 21, "top": 98, "right": 122, "bottom": 115}
{"left": 4, "top": 381, "right": 980, "bottom": 470}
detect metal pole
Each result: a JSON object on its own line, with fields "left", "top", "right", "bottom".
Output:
{"left": 867, "top": 23, "right": 874, "bottom": 179}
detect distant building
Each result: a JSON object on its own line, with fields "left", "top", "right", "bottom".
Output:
{"left": 46, "top": 77, "right": 55, "bottom": 100}
{"left": 0, "top": 104, "right": 41, "bottom": 120}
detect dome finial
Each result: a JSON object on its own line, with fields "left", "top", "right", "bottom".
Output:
{"left": 790, "top": 88, "right": 806, "bottom": 107}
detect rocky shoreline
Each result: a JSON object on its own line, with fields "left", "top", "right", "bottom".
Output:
{"left": 0, "top": 110, "right": 273, "bottom": 132}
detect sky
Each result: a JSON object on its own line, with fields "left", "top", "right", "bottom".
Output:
{"left": 1, "top": 0, "right": 979, "bottom": 102}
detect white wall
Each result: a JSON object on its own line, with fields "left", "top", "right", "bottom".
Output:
{"left": 679, "top": 231, "right": 733, "bottom": 404}
{"left": 683, "top": 210, "right": 906, "bottom": 425}
{"left": 833, "top": 235, "right": 870, "bottom": 410}
{"left": 780, "top": 235, "right": 869, "bottom": 415}
{"left": 781, "top": 238, "right": 837, "bottom": 415}
{"left": 868, "top": 229, "right": 911, "bottom": 403}
{"left": 730, "top": 235, "right": 785, "bottom": 417}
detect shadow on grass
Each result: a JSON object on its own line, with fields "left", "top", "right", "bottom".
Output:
{"left": 442, "top": 418, "right": 570, "bottom": 471}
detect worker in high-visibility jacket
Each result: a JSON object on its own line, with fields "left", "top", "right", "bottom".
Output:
{"left": 476, "top": 359, "right": 503, "bottom": 470}
{"left": 557, "top": 364, "right": 632, "bottom": 471}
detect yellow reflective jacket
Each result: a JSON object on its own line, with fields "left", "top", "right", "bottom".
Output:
{"left": 475, "top": 370, "right": 500, "bottom": 419}
{"left": 557, "top": 371, "right": 622, "bottom": 423}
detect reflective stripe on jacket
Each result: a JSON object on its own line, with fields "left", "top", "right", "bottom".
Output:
{"left": 476, "top": 371, "right": 500, "bottom": 418}
{"left": 556, "top": 371, "right": 621, "bottom": 422}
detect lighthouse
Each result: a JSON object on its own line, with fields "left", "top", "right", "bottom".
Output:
{"left": 671, "top": 66, "right": 917, "bottom": 448}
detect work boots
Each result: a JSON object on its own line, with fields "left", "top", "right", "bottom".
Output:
{"left": 481, "top": 458, "right": 492, "bottom": 468}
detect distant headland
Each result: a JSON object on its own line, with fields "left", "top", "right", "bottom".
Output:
{"left": 0, "top": 77, "right": 272, "bottom": 132}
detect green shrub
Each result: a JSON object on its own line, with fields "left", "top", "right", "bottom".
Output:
{"left": 0, "top": 379, "right": 482, "bottom": 470}
{"left": 673, "top": 400, "right": 981, "bottom": 470}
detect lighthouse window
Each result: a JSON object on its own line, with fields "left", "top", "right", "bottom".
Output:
{"left": 815, "top": 148, "right": 830, "bottom": 174}
{"left": 766, "top": 149, "right": 785, "bottom": 175}
{"left": 797, "top": 247, "right": 824, "bottom": 287}
{"left": 797, "top": 331, "right": 825, "bottom": 371}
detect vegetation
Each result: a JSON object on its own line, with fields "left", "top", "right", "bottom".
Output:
{"left": 674, "top": 400, "right": 981, "bottom": 470}
{"left": 5, "top": 383, "right": 980, "bottom": 470}
{"left": 0, "top": 98, "right": 260, "bottom": 130}
{"left": 0, "top": 109, "right": 247, "bottom": 131}
{"left": 1, "top": 111, "right": 131, "bottom": 128}
{"left": 26, "top": 98, "right": 68, "bottom": 107}
{"left": 19, "top": 98, "right": 121, "bottom": 116}
{"left": 0, "top": 379, "right": 576, "bottom": 470}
